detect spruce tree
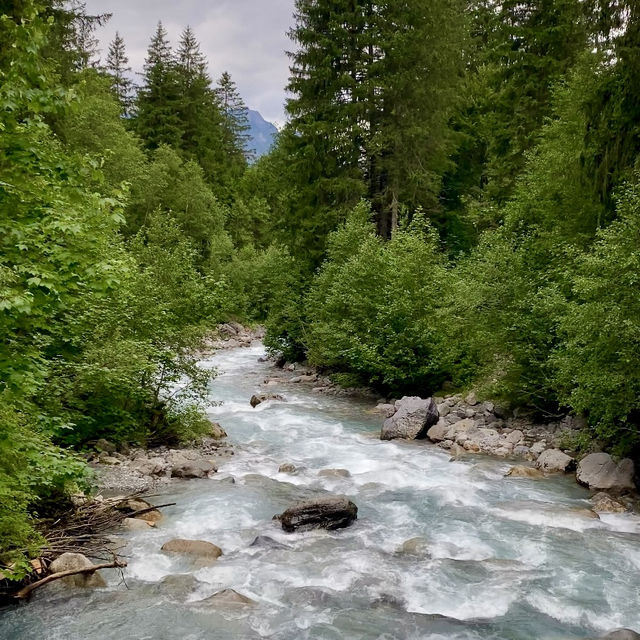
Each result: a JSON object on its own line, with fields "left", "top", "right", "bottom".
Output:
{"left": 105, "top": 31, "right": 133, "bottom": 116}
{"left": 476, "top": 0, "right": 589, "bottom": 202}
{"left": 216, "top": 71, "right": 253, "bottom": 164}
{"left": 283, "top": 0, "right": 465, "bottom": 255}
{"left": 134, "top": 21, "right": 183, "bottom": 149}
{"left": 173, "top": 26, "right": 231, "bottom": 198}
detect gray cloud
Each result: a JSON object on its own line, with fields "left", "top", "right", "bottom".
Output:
{"left": 84, "top": 0, "right": 294, "bottom": 125}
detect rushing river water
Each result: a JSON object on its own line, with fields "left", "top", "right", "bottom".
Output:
{"left": 2, "top": 344, "right": 640, "bottom": 640}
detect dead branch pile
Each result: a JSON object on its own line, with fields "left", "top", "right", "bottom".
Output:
{"left": 0, "top": 492, "right": 174, "bottom": 603}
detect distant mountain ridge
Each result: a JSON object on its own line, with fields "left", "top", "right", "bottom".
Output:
{"left": 247, "top": 109, "right": 278, "bottom": 159}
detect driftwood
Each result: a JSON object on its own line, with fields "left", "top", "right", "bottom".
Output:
{"left": 14, "top": 560, "right": 127, "bottom": 600}
{"left": 126, "top": 502, "right": 176, "bottom": 519}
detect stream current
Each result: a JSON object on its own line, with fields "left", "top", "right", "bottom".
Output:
{"left": 2, "top": 344, "right": 640, "bottom": 639}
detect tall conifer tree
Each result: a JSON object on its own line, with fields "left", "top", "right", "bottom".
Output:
{"left": 216, "top": 71, "right": 253, "bottom": 164}
{"left": 283, "top": 0, "right": 465, "bottom": 256}
{"left": 105, "top": 31, "right": 133, "bottom": 116}
{"left": 134, "top": 21, "right": 183, "bottom": 149}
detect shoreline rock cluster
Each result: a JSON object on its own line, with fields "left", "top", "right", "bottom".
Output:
{"left": 377, "top": 395, "right": 637, "bottom": 511}
{"left": 92, "top": 429, "right": 232, "bottom": 495}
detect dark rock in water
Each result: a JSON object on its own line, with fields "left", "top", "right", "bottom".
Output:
{"left": 380, "top": 396, "right": 439, "bottom": 441}
{"left": 278, "top": 496, "right": 358, "bottom": 532}
{"left": 250, "top": 393, "right": 286, "bottom": 408}
{"left": 599, "top": 630, "right": 640, "bottom": 639}
{"left": 249, "top": 535, "right": 289, "bottom": 550}
{"left": 279, "top": 462, "right": 297, "bottom": 474}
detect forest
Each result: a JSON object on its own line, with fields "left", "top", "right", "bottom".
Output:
{"left": 1, "top": 0, "right": 639, "bottom": 579}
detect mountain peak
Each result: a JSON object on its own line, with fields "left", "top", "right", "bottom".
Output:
{"left": 247, "top": 109, "right": 278, "bottom": 159}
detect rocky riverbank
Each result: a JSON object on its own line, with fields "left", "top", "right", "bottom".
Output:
{"left": 92, "top": 323, "right": 264, "bottom": 495}
{"left": 256, "top": 351, "right": 638, "bottom": 513}
{"left": 376, "top": 394, "right": 638, "bottom": 513}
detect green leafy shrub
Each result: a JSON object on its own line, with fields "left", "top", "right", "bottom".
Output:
{"left": 303, "top": 203, "right": 448, "bottom": 393}
{"left": 554, "top": 178, "right": 640, "bottom": 453}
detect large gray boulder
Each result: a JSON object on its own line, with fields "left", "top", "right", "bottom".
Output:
{"left": 278, "top": 496, "right": 358, "bottom": 532}
{"left": 576, "top": 453, "right": 635, "bottom": 493}
{"left": 535, "top": 449, "right": 576, "bottom": 473}
{"left": 380, "top": 396, "right": 439, "bottom": 441}
{"left": 48, "top": 553, "right": 106, "bottom": 588}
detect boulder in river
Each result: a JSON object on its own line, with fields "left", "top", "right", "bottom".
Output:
{"left": 161, "top": 539, "right": 223, "bottom": 561}
{"left": 200, "top": 589, "right": 256, "bottom": 606}
{"left": 576, "top": 453, "right": 635, "bottom": 493}
{"left": 599, "top": 630, "right": 640, "bottom": 640}
{"left": 535, "top": 449, "right": 576, "bottom": 473}
{"left": 116, "top": 497, "right": 163, "bottom": 523}
{"left": 380, "top": 396, "right": 439, "bottom": 441}
{"left": 250, "top": 393, "right": 285, "bottom": 408}
{"left": 278, "top": 496, "right": 358, "bottom": 532}
{"left": 505, "top": 465, "right": 545, "bottom": 479}
{"left": 396, "top": 537, "right": 430, "bottom": 557}
{"left": 122, "top": 517, "right": 155, "bottom": 531}
{"left": 48, "top": 553, "right": 106, "bottom": 589}
{"left": 591, "top": 492, "right": 627, "bottom": 513}
{"left": 278, "top": 462, "right": 297, "bottom": 474}
{"left": 171, "top": 458, "right": 216, "bottom": 479}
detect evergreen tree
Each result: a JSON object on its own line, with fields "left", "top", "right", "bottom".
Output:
{"left": 283, "top": 0, "right": 466, "bottom": 258}
{"left": 216, "top": 71, "right": 253, "bottom": 164}
{"left": 105, "top": 31, "right": 133, "bottom": 116}
{"left": 134, "top": 21, "right": 183, "bottom": 149}
{"left": 472, "top": 0, "right": 589, "bottom": 203}
{"left": 173, "top": 26, "right": 233, "bottom": 199}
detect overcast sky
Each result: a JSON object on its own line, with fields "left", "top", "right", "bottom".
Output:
{"left": 84, "top": 0, "right": 295, "bottom": 126}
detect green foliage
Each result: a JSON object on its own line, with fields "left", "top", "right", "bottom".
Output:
{"left": 283, "top": 0, "right": 466, "bottom": 265}
{"left": 304, "top": 204, "right": 448, "bottom": 393}
{"left": 0, "top": 396, "right": 88, "bottom": 579}
{"left": 554, "top": 178, "right": 640, "bottom": 451}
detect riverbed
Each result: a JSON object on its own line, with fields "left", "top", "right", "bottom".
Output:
{"left": 2, "top": 344, "right": 639, "bottom": 639}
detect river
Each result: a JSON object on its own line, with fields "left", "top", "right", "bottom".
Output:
{"left": 2, "top": 344, "right": 640, "bottom": 639}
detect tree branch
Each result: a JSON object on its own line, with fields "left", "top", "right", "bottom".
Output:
{"left": 14, "top": 560, "right": 127, "bottom": 600}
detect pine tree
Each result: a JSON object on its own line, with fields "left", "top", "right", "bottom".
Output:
{"left": 282, "top": 0, "right": 465, "bottom": 257}
{"left": 173, "top": 26, "right": 231, "bottom": 198}
{"left": 216, "top": 71, "right": 253, "bottom": 164}
{"left": 134, "top": 21, "right": 183, "bottom": 149}
{"left": 477, "top": 0, "right": 589, "bottom": 202}
{"left": 105, "top": 32, "right": 133, "bottom": 116}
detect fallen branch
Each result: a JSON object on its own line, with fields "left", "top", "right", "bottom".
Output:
{"left": 126, "top": 503, "right": 176, "bottom": 519}
{"left": 14, "top": 560, "right": 127, "bottom": 600}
